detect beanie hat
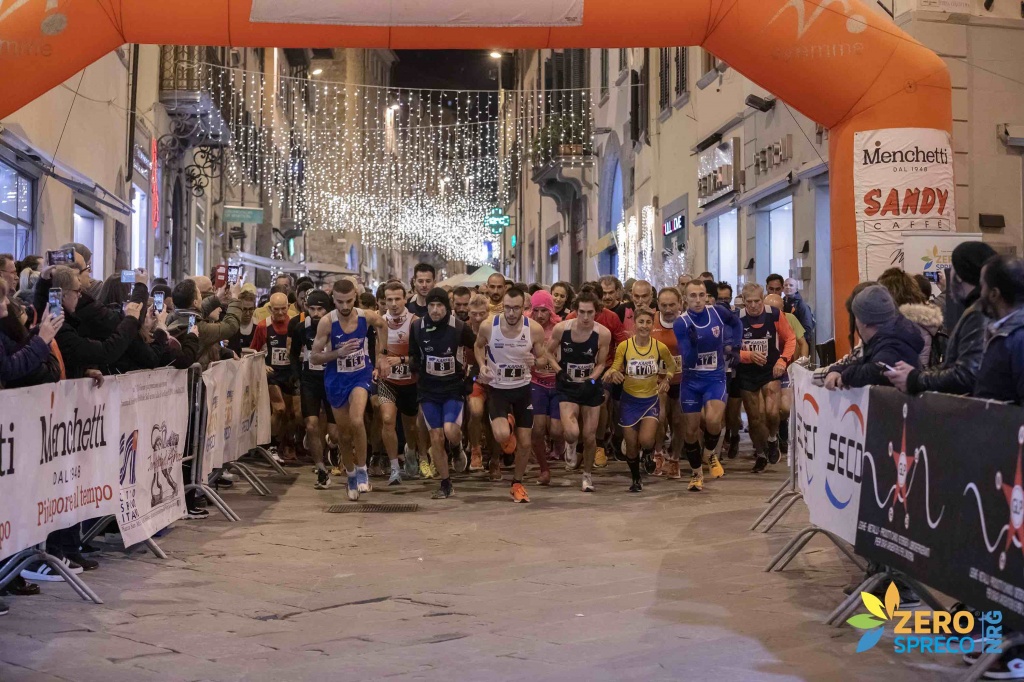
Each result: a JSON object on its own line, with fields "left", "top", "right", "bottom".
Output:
{"left": 852, "top": 285, "right": 897, "bottom": 326}
{"left": 531, "top": 289, "right": 555, "bottom": 311}
{"left": 951, "top": 241, "right": 997, "bottom": 286}
{"left": 305, "top": 290, "right": 331, "bottom": 311}
{"left": 426, "top": 287, "right": 450, "bottom": 313}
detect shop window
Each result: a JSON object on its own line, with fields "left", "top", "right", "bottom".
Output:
{"left": 769, "top": 201, "right": 794, "bottom": 279}
{"left": 705, "top": 209, "right": 738, "bottom": 289}
{"left": 0, "top": 160, "right": 33, "bottom": 258}
{"left": 73, "top": 205, "right": 104, "bottom": 279}
{"left": 131, "top": 186, "right": 148, "bottom": 270}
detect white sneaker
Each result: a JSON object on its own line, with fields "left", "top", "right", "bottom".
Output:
{"left": 565, "top": 442, "right": 578, "bottom": 469}
{"left": 582, "top": 473, "right": 594, "bottom": 492}
{"left": 220, "top": 471, "right": 238, "bottom": 482}
{"left": 21, "top": 557, "right": 83, "bottom": 582}
{"left": 267, "top": 446, "right": 284, "bottom": 464}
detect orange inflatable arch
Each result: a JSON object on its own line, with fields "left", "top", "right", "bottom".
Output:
{"left": 0, "top": 0, "right": 952, "bottom": 352}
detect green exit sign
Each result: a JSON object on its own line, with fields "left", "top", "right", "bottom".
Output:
{"left": 223, "top": 205, "right": 264, "bottom": 224}
{"left": 484, "top": 207, "right": 511, "bottom": 230}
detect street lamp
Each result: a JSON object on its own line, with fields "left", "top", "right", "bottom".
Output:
{"left": 489, "top": 51, "right": 503, "bottom": 59}
{"left": 311, "top": 68, "right": 323, "bottom": 76}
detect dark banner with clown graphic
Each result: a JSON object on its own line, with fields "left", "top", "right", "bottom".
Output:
{"left": 854, "top": 387, "right": 1024, "bottom": 630}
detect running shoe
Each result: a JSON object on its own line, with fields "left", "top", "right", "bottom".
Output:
{"left": 388, "top": 468, "right": 402, "bottom": 486}
{"left": 331, "top": 466, "right": 343, "bottom": 477}
{"left": 419, "top": 457, "right": 434, "bottom": 479}
{"left": 21, "top": 557, "right": 83, "bottom": 582}
{"left": 538, "top": 469, "right": 551, "bottom": 486}
{"left": 428, "top": 461, "right": 439, "bottom": 479}
{"left": 266, "top": 446, "right": 284, "bottom": 464}
{"left": 582, "top": 473, "right": 595, "bottom": 492}
{"left": 453, "top": 444, "right": 468, "bottom": 474}
{"left": 709, "top": 453, "right": 725, "bottom": 479}
{"left": 0, "top": 600, "right": 7, "bottom": 616}
{"left": 641, "top": 450, "right": 656, "bottom": 475}
{"left": 977, "top": 646, "right": 1024, "bottom": 679}
{"left": 469, "top": 446, "right": 484, "bottom": 472}
{"left": 688, "top": 469, "right": 704, "bottom": 492}
{"left": 564, "top": 442, "right": 579, "bottom": 470}
{"left": 779, "top": 437, "right": 789, "bottom": 456}
{"left": 752, "top": 453, "right": 769, "bottom": 473}
{"left": 665, "top": 460, "right": 682, "bottom": 480}
{"left": 501, "top": 415, "right": 518, "bottom": 455}
{"left": 510, "top": 482, "right": 530, "bottom": 503}
{"left": 347, "top": 473, "right": 360, "bottom": 501}
{"left": 431, "top": 480, "right": 454, "bottom": 499}
{"left": 653, "top": 451, "right": 665, "bottom": 476}
{"left": 489, "top": 456, "right": 503, "bottom": 481}
{"left": 65, "top": 553, "right": 97, "bottom": 571}
{"left": 727, "top": 434, "right": 740, "bottom": 460}
{"left": 767, "top": 439, "right": 781, "bottom": 465}
{"left": 314, "top": 468, "right": 332, "bottom": 490}
{"left": 404, "top": 448, "right": 420, "bottom": 479}
{"left": 356, "top": 468, "right": 372, "bottom": 493}
{"left": 594, "top": 447, "right": 608, "bottom": 468}
{"left": 184, "top": 506, "right": 209, "bottom": 520}
{"left": 629, "top": 477, "right": 643, "bottom": 493}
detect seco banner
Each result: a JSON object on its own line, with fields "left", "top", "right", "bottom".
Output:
{"left": 854, "top": 388, "right": 1024, "bottom": 630}
{"left": 791, "top": 365, "right": 869, "bottom": 544}
{"left": 114, "top": 369, "right": 189, "bottom": 547}
{"left": 0, "top": 378, "right": 120, "bottom": 562}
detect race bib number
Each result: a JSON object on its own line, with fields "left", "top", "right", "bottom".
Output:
{"left": 696, "top": 351, "right": 718, "bottom": 371}
{"left": 742, "top": 339, "right": 769, "bottom": 355}
{"left": 498, "top": 364, "right": 527, "bottom": 381}
{"left": 627, "top": 358, "right": 658, "bottom": 377}
{"left": 388, "top": 363, "right": 411, "bottom": 380}
{"left": 426, "top": 355, "right": 455, "bottom": 377}
{"left": 671, "top": 355, "right": 682, "bottom": 372}
{"left": 303, "top": 348, "right": 325, "bottom": 372}
{"left": 337, "top": 353, "right": 366, "bottom": 373}
{"left": 271, "top": 347, "right": 289, "bottom": 366}
{"left": 566, "top": 362, "right": 594, "bottom": 382}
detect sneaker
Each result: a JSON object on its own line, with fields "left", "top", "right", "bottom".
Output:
{"left": 538, "top": 469, "right": 551, "bottom": 486}
{"left": 594, "top": 447, "right": 608, "bottom": 468}
{"left": 78, "top": 542, "right": 102, "bottom": 555}
{"left": 510, "top": 482, "right": 530, "bottom": 503}
{"left": 0, "top": 576, "right": 40, "bottom": 597}
{"left": 688, "top": 469, "right": 705, "bottom": 492}
{"left": 419, "top": 457, "right": 434, "bottom": 480}
{"left": 0, "top": 599, "right": 7, "bottom": 616}
{"left": 428, "top": 461, "right": 439, "bottom": 479}
{"left": 709, "top": 453, "right": 725, "bottom": 479}
{"left": 640, "top": 450, "right": 656, "bottom": 475}
{"left": 489, "top": 456, "right": 503, "bottom": 482}
{"left": 779, "top": 437, "right": 789, "bottom": 456}
{"left": 767, "top": 439, "right": 781, "bottom": 465}
{"left": 356, "top": 468, "right": 372, "bottom": 493}
{"left": 267, "top": 446, "right": 284, "bottom": 463}
{"left": 564, "top": 443, "right": 579, "bottom": 470}
{"left": 665, "top": 460, "right": 682, "bottom": 480}
{"left": 184, "top": 507, "right": 209, "bottom": 520}
{"left": 501, "top": 416, "right": 517, "bottom": 455}
{"left": 629, "top": 478, "right": 643, "bottom": 493}
{"left": 314, "top": 468, "right": 332, "bottom": 490}
{"left": 347, "top": 473, "right": 360, "bottom": 501}
{"left": 453, "top": 444, "right": 468, "bottom": 474}
{"left": 582, "top": 473, "right": 594, "bottom": 492}
{"left": 727, "top": 434, "right": 740, "bottom": 460}
{"left": 752, "top": 454, "right": 769, "bottom": 473}
{"left": 431, "top": 480, "right": 454, "bottom": 499}
{"left": 653, "top": 450, "right": 665, "bottom": 476}
{"left": 21, "top": 558, "right": 83, "bottom": 582}
{"left": 469, "top": 446, "right": 484, "bottom": 472}
{"left": 388, "top": 468, "right": 402, "bottom": 486}
{"left": 330, "top": 466, "right": 343, "bottom": 477}
{"left": 65, "top": 553, "right": 98, "bottom": 571}
{"left": 404, "top": 449, "right": 420, "bottom": 479}
{"left": 982, "top": 646, "right": 1024, "bottom": 679}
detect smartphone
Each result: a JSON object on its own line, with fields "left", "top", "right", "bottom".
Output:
{"left": 876, "top": 361, "right": 896, "bottom": 372}
{"left": 121, "top": 269, "right": 136, "bottom": 284}
{"left": 188, "top": 314, "right": 196, "bottom": 329}
{"left": 45, "top": 248, "right": 75, "bottom": 266}
{"left": 48, "top": 288, "right": 63, "bottom": 318}
{"left": 213, "top": 264, "right": 228, "bottom": 289}
{"left": 227, "top": 265, "right": 240, "bottom": 285}
{"left": 154, "top": 291, "right": 165, "bottom": 313}
{"left": 924, "top": 270, "right": 940, "bottom": 284}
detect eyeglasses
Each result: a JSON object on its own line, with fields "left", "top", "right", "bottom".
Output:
{"left": 68, "top": 289, "right": 83, "bottom": 296}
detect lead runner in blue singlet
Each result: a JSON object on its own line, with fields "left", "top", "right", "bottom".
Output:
{"left": 311, "top": 279, "right": 388, "bottom": 502}
{"left": 673, "top": 280, "right": 743, "bottom": 492}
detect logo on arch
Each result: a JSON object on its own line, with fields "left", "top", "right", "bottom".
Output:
{"left": 768, "top": 0, "right": 868, "bottom": 38}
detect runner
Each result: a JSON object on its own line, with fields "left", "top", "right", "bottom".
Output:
{"left": 409, "top": 287, "right": 477, "bottom": 499}
{"left": 375, "top": 281, "right": 421, "bottom": 486}
{"left": 406, "top": 263, "right": 435, "bottom": 317}
{"left": 451, "top": 286, "right": 472, "bottom": 322}
{"left": 463, "top": 295, "right": 492, "bottom": 475}
{"left": 737, "top": 286, "right": 797, "bottom": 472}
{"left": 604, "top": 308, "right": 677, "bottom": 492}
{"left": 289, "top": 289, "right": 338, "bottom": 489}
{"left": 650, "top": 286, "right": 686, "bottom": 478}
{"left": 549, "top": 292, "right": 611, "bottom": 493}
{"left": 310, "top": 279, "right": 388, "bottom": 501}
{"left": 250, "top": 292, "right": 300, "bottom": 465}
{"left": 673, "top": 280, "right": 743, "bottom": 491}
{"left": 484, "top": 272, "right": 508, "bottom": 316}
{"left": 764, "top": 292, "right": 809, "bottom": 455}
{"left": 475, "top": 287, "right": 555, "bottom": 503}
{"left": 527, "top": 290, "right": 562, "bottom": 486}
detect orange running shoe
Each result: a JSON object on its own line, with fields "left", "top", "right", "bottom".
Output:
{"left": 469, "top": 446, "right": 484, "bottom": 472}
{"left": 666, "top": 460, "right": 682, "bottom": 480}
{"left": 653, "top": 450, "right": 665, "bottom": 476}
{"left": 501, "top": 415, "right": 517, "bottom": 455}
{"left": 510, "top": 481, "right": 530, "bottom": 503}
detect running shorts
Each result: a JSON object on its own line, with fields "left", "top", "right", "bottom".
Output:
{"left": 300, "top": 374, "right": 336, "bottom": 422}
{"left": 488, "top": 384, "right": 534, "bottom": 429}
{"left": 531, "top": 382, "right": 561, "bottom": 420}
{"left": 734, "top": 369, "right": 781, "bottom": 395}
{"left": 421, "top": 398, "right": 464, "bottom": 430}
{"left": 267, "top": 370, "right": 297, "bottom": 395}
{"left": 326, "top": 379, "right": 372, "bottom": 410}
{"left": 619, "top": 393, "right": 660, "bottom": 428}
{"left": 378, "top": 380, "right": 419, "bottom": 417}
{"left": 680, "top": 375, "right": 727, "bottom": 414}
{"left": 555, "top": 377, "right": 605, "bottom": 409}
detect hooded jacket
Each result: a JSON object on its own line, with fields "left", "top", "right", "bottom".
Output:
{"left": 974, "top": 306, "right": 1024, "bottom": 404}
{"left": 828, "top": 314, "right": 924, "bottom": 388}
{"left": 899, "top": 302, "right": 945, "bottom": 368}
{"left": 167, "top": 299, "right": 243, "bottom": 369}
{"left": 906, "top": 289, "right": 989, "bottom": 396}
{"left": 786, "top": 290, "right": 815, "bottom": 338}
{"left": 408, "top": 287, "right": 476, "bottom": 401}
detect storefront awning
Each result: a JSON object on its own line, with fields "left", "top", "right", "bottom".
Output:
{"left": 737, "top": 171, "right": 795, "bottom": 208}
{"left": 691, "top": 198, "right": 737, "bottom": 227}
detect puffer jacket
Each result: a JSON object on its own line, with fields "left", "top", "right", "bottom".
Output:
{"left": 906, "top": 290, "right": 989, "bottom": 396}
{"left": 974, "top": 306, "right": 1024, "bottom": 404}
{"left": 827, "top": 314, "right": 924, "bottom": 388}
{"left": 899, "top": 303, "right": 944, "bottom": 368}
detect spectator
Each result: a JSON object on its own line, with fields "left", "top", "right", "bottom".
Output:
{"left": 913, "top": 274, "right": 932, "bottom": 301}
{"left": 551, "top": 281, "right": 575, "bottom": 318}
{"left": 717, "top": 282, "right": 734, "bottom": 308}
{"left": 783, "top": 277, "right": 816, "bottom": 341}
{"left": 152, "top": 283, "right": 174, "bottom": 315}
{"left": 226, "top": 289, "right": 258, "bottom": 355}
{"left": 885, "top": 241, "right": 997, "bottom": 396}
{"left": 96, "top": 273, "right": 131, "bottom": 312}
{"left": 0, "top": 252, "right": 19, "bottom": 298}
{"left": 16, "top": 255, "right": 41, "bottom": 275}
{"left": 59, "top": 243, "right": 102, "bottom": 299}
{"left": 166, "top": 279, "right": 243, "bottom": 368}
{"left": 699, "top": 271, "right": 715, "bottom": 282}
{"left": 974, "top": 255, "right": 1024, "bottom": 404}
{"left": 766, "top": 274, "right": 785, "bottom": 297}
{"left": 191, "top": 275, "right": 215, "bottom": 299}
{"left": 877, "top": 267, "right": 944, "bottom": 368}
{"left": 824, "top": 285, "right": 923, "bottom": 389}
{"left": 0, "top": 278, "right": 61, "bottom": 388}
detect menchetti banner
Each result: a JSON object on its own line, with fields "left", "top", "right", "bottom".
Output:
{"left": 853, "top": 127, "right": 957, "bottom": 280}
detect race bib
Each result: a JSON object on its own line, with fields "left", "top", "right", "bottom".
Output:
{"left": 627, "top": 358, "right": 658, "bottom": 377}
{"left": 566, "top": 362, "right": 594, "bottom": 382}
{"left": 388, "top": 363, "right": 412, "bottom": 380}
{"left": 672, "top": 355, "right": 682, "bottom": 372}
{"left": 426, "top": 355, "right": 455, "bottom": 377}
{"left": 696, "top": 351, "right": 718, "bottom": 371}
{"left": 303, "top": 348, "right": 325, "bottom": 372}
{"left": 742, "top": 338, "right": 769, "bottom": 354}
{"left": 498, "top": 364, "right": 527, "bottom": 381}
{"left": 271, "top": 347, "right": 289, "bottom": 366}
{"left": 337, "top": 353, "right": 366, "bottom": 373}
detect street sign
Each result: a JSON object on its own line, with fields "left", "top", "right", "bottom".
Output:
{"left": 223, "top": 206, "right": 264, "bottom": 224}
{"left": 484, "top": 207, "right": 511, "bottom": 230}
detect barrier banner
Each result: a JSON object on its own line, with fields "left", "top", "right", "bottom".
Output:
{"left": 854, "top": 388, "right": 1024, "bottom": 629}
{"left": 202, "top": 353, "right": 271, "bottom": 474}
{"left": 114, "top": 369, "right": 189, "bottom": 547}
{"left": 202, "top": 359, "right": 238, "bottom": 475}
{"left": 0, "top": 378, "right": 120, "bottom": 562}
{"left": 791, "top": 365, "right": 869, "bottom": 544}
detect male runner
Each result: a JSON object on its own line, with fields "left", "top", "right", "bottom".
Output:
{"left": 289, "top": 289, "right": 338, "bottom": 489}
{"left": 737, "top": 284, "right": 796, "bottom": 472}
{"left": 250, "top": 292, "right": 300, "bottom": 465}
{"left": 451, "top": 286, "right": 472, "bottom": 321}
{"left": 549, "top": 292, "right": 611, "bottom": 492}
{"left": 765, "top": 292, "right": 808, "bottom": 456}
{"left": 409, "top": 288, "right": 477, "bottom": 499}
{"left": 674, "top": 280, "right": 743, "bottom": 491}
{"left": 311, "top": 279, "right": 388, "bottom": 500}
{"left": 527, "top": 290, "right": 562, "bottom": 486}
{"left": 376, "top": 281, "right": 421, "bottom": 486}
{"left": 485, "top": 272, "right": 509, "bottom": 316}
{"left": 464, "top": 295, "right": 492, "bottom": 474}
{"left": 406, "top": 263, "right": 435, "bottom": 317}
{"left": 475, "top": 287, "right": 555, "bottom": 503}
{"left": 650, "top": 286, "right": 686, "bottom": 478}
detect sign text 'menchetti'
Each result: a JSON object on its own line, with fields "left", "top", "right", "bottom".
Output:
{"left": 863, "top": 143, "right": 950, "bottom": 166}
{"left": 40, "top": 405, "right": 108, "bottom": 464}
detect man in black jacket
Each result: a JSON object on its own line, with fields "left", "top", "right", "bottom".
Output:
{"left": 885, "top": 241, "right": 997, "bottom": 395}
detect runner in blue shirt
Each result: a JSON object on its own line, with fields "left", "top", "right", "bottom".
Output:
{"left": 673, "top": 280, "right": 743, "bottom": 492}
